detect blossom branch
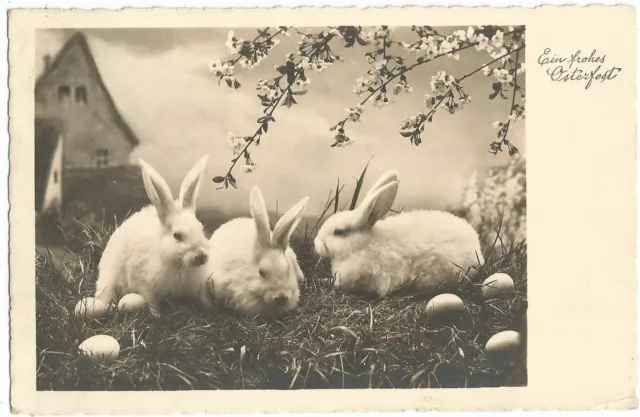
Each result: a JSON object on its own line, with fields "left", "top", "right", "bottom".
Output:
{"left": 212, "top": 70, "right": 302, "bottom": 189}
{"left": 208, "top": 26, "right": 526, "bottom": 188}
{"left": 209, "top": 27, "right": 289, "bottom": 89}
{"left": 213, "top": 31, "right": 344, "bottom": 187}
{"left": 228, "top": 27, "right": 286, "bottom": 67}
{"left": 330, "top": 26, "right": 524, "bottom": 147}
{"left": 490, "top": 49, "right": 525, "bottom": 156}
{"left": 400, "top": 44, "right": 525, "bottom": 146}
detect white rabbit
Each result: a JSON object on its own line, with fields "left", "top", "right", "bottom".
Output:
{"left": 95, "top": 155, "right": 213, "bottom": 315}
{"left": 203, "top": 186, "right": 309, "bottom": 318}
{"left": 314, "top": 170, "right": 484, "bottom": 298}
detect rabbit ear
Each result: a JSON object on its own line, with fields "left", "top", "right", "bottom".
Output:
{"left": 139, "top": 159, "right": 175, "bottom": 223}
{"left": 364, "top": 170, "right": 400, "bottom": 200}
{"left": 249, "top": 187, "right": 272, "bottom": 247}
{"left": 357, "top": 181, "right": 398, "bottom": 228}
{"left": 179, "top": 154, "right": 209, "bottom": 210}
{"left": 272, "top": 196, "right": 309, "bottom": 250}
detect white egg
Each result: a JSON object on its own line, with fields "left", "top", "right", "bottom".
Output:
{"left": 78, "top": 335, "right": 120, "bottom": 362}
{"left": 485, "top": 330, "right": 521, "bottom": 362}
{"left": 482, "top": 273, "right": 515, "bottom": 299}
{"left": 74, "top": 297, "right": 108, "bottom": 320}
{"left": 118, "top": 293, "right": 148, "bottom": 315}
{"left": 426, "top": 293, "right": 464, "bottom": 321}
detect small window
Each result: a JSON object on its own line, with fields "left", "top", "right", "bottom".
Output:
{"left": 96, "top": 148, "right": 109, "bottom": 168}
{"left": 53, "top": 171, "right": 59, "bottom": 184}
{"left": 57, "top": 86, "right": 70, "bottom": 105}
{"left": 75, "top": 86, "right": 87, "bottom": 106}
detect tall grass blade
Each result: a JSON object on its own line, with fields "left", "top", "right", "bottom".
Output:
{"left": 349, "top": 157, "right": 373, "bottom": 210}
{"left": 334, "top": 178, "right": 340, "bottom": 214}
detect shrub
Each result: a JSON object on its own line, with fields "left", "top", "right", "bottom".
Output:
{"left": 460, "top": 154, "right": 526, "bottom": 247}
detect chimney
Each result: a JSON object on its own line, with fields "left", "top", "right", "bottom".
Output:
{"left": 43, "top": 54, "right": 51, "bottom": 71}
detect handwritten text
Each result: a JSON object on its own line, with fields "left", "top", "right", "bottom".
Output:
{"left": 537, "top": 48, "right": 622, "bottom": 89}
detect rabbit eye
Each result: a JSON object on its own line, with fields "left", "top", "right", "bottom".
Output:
{"left": 173, "top": 232, "right": 184, "bottom": 242}
{"left": 258, "top": 269, "right": 268, "bottom": 279}
{"left": 333, "top": 228, "right": 349, "bottom": 237}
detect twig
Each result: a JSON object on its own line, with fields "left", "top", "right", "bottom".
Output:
{"left": 221, "top": 34, "right": 336, "bottom": 182}
{"left": 222, "top": 70, "right": 300, "bottom": 180}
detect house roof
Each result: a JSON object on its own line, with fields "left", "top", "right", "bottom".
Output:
{"left": 35, "top": 31, "right": 140, "bottom": 147}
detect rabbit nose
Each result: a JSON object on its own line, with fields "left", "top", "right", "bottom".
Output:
{"left": 194, "top": 252, "right": 208, "bottom": 266}
{"left": 273, "top": 293, "right": 288, "bottom": 306}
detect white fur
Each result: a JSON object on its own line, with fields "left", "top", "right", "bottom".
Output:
{"left": 95, "top": 155, "right": 213, "bottom": 314}
{"left": 203, "top": 187, "right": 308, "bottom": 318}
{"left": 314, "top": 170, "right": 484, "bottom": 298}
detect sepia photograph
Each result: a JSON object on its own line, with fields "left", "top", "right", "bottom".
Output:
{"left": 33, "top": 25, "right": 528, "bottom": 391}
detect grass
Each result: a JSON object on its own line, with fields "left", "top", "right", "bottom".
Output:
{"left": 36, "top": 163, "right": 527, "bottom": 391}
{"left": 36, "top": 216, "right": 527, "bottom": 391}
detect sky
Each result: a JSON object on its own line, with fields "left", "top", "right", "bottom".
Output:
{"left": 36, "top": 27, "right": 525, "bottom": 216}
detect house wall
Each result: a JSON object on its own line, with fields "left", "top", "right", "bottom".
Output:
{"left": 36, "top": 165, "right": 149, "bottom": 245}
{"left": 41, "top": 133, "right": 64, "bottom": 214}
{"left": 35, "top": 41, "right": 134, "bottom": 169}
{"left": 35, "top": 119, "right": 62, "bottom": 213}
{"left": 63, "top": 165, "right": 149, "bottom": 222}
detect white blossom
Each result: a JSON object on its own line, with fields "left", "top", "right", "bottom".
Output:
{"left": 393, "top": 80, "right": 414, "bottom": 95}
{"left": 225, "top": 31, "right": 239, "bottom": 54}
{"left": 490, "top": 47, "right": 511, "bottom": 64}
{"left": 429, "top": 71, "right": 457, "bottom": 95}
{"left": 438, "top": 38, "right": 457, "bottom": 55}
{"left": 453, "top": 29, "right": 467, "bottom": 41}
{"left": 226, "top": 132, "right": 245, "bottom": 156}
{"left": 353, "top": 75, "right": 379, "bottom": 95}
{"left": 372, "top": 95, "right": 392, "bottom": 107}
{"left": 344, "top": 105, "right": 364, "bottom": 122}
{"left": 509, "top": 107, "right": 526, "bottom": 122}
{"left": 475, "top": 33, "right": 493, "bottom": 53}
{"left": 466, "top": 26, "right": 477, "bottom": 42}
{"left": 299, "top": 56, "right": 313, "bottom": 70}
{"left": 208, "top": 59, "right": 234, "bottom": 76}
{"left": 256, "top": 79, "right": 279, "bottom": 100}
{"left": 400, "top": 113, "right": 424, "bottom": 130}
{"left": 491, "top": 30, "right": 504, "bottom": 49}
{"left": 424, "top": 94, "right": 436, "bottom": 109}
{"left": 492, "top": 68, "right": 514, "bottom": 86}
{"left": 295, "top": 77, "right": 311, "bottom": 87}
{"left": 312, "top": 60, "right": 332, "bottom": 73}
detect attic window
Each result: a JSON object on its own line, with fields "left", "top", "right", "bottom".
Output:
{"left": 75, "top": 86, "right": 87, "bottom": 106}
{"left": 96, "top": 148, "right": 109, "bottom": 168}
{"left": 57, "top": 86, "right": 71, "bottom": 105}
